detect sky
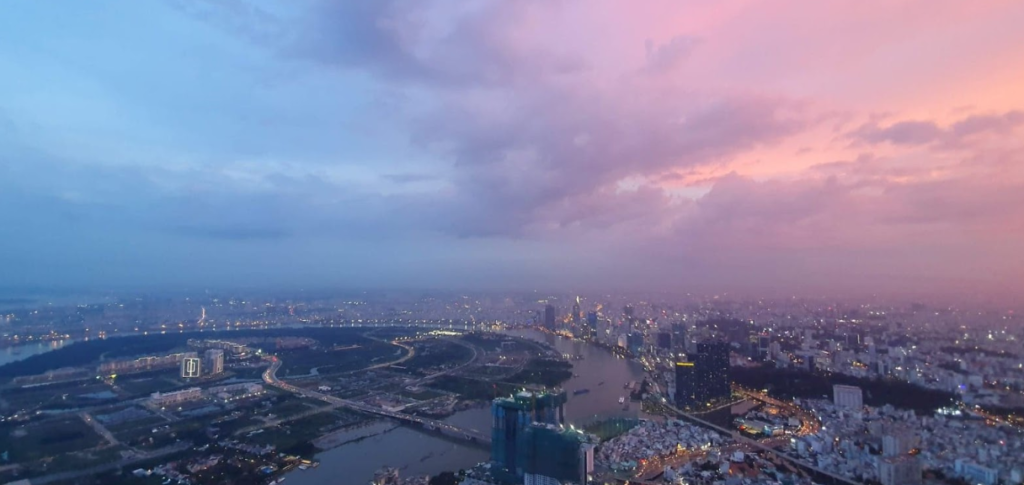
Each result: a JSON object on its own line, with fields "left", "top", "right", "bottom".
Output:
{"left": 2, "top": 1, "right": 1023, "bottom": 300}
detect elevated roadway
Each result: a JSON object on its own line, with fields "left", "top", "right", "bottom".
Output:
{"left": 663, "top": 400, "right": 860, "bottom": 485}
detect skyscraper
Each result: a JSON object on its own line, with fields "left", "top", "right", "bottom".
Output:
{"left": 693, "top": 342, "right": 731, "bottom": 404}
{"left": 623, "top": 304, "right": 635, "bottom": 330}
{"left": 571, "top": 296, "right": 581, "bottom": 325}
{"left": 758, "top": 334, "right": 770, "bottom": 360}
{"left": 656, "top": 332, "right": 672, "bottom": 350}
{"left": 671, "top": 323, "right": 688, "bottom": 352}
{"left": 544, "top": 304, "right": 556, "bottom": 331}
{"left": 626, "top": 332, "right": 644, "bottom": 355}
{"left": 204, "top": 349, "right": 224, "bottom": 375}
{"left": 584, "top": 311, "right": 598, "bottom": 340}
{"left": 522, "top": 423, "right": 595, "bottom": 485}
{"left": 674, "top": 361, "right": 697, "bottom": 408}
{"left": 491, "top": 390, "right": 567, "bottom": 479}
{"left": 675, "top": 342, "right": 730, "bottom": 409}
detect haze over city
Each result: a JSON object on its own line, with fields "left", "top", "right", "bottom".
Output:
{"left": 2, "top": 4, "right": 1024, "bottom": 485}
{"left": 2, "top": 1, "right": 1023, "bottom": 300}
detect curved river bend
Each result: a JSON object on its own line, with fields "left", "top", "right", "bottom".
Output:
{"left": 286, "top": 330, "right": 649, "bottom": 485}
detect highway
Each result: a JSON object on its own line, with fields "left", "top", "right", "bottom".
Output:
{"left": 662, "top": 400, "right": 860, "bottom": 485}
{"left": 262, "top": 353, "right": 491, "bottom": 444}
{"left": 80, "top": 412, "right": 120, "bottom": 447}
{"left": 233, "top": 401, "right": 347, "bottom": 436}
{"left": 732, "top": 385, "right": 821, "bottom": 439}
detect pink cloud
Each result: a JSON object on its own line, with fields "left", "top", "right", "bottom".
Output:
{"left": 65, "top": 0, "right": 1024, "bottom": 296}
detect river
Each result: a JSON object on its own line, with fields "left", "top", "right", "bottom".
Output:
{"left": 286, "top": 330, "right": 650, "bottom": 485}
{"left": 0, "top": 339, "right": 72, "bottom": 367}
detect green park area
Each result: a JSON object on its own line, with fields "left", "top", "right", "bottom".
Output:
{"left": 2, "top": 380, "right": 118, "bottom": 411}
{"left": 428, "top": 375, "right": 518, "bottom": 401}
{"left": 730, "top": 366, "right": 956, "bottom": 414}
{"left": 392, "top": 339, "right": 473, "bottom": 376}
{"left": 114, "top": 417, "right": 207, "bottom": 451}
{"left": 275, "top": 338, "right": 399, "bottom": 377}
{"left": 115, "top": 373, "right": 189, "bottom": 396}
{"left": 246, "top": 410, "right": 357, "bottom": 454}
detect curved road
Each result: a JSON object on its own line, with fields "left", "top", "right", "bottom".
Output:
{"left": 261, "top": 343, "right": 489, "bottom": 443}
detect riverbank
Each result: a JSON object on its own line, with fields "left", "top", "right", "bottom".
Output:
{"left": 285, "top": 330, "right": 649, "bottom": 485}
{"left": 311, "top": 420, "right": 398, "bottom": 450}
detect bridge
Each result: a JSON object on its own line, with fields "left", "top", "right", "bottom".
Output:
{"left": 263, "top": 358, "right": 491, "bottom": 445}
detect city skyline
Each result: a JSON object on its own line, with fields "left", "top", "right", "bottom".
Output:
{"left": 3, "top": 1, "right": 1024, "bottom": 300}
{"left": 2, "top": 4, "right": 1023, "bottom": 484}
{"left": 0, "top": 289, "right": 1020, "bottom": 484}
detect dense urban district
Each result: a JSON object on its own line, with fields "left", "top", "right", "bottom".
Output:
{"left": 0, "top": 293, "right": 1021, "bottom": 485}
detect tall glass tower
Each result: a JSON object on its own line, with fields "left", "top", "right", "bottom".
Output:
{"left": 491, "top": 390, "right": 568, "bottom": 480}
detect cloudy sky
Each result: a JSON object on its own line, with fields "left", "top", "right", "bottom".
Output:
{"left": 2, "top": 1, "right": 1023, "bottom": 298}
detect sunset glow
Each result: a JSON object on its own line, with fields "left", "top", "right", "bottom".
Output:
{"left": 2, "top": 1, "right": 1022, "bottom": 299}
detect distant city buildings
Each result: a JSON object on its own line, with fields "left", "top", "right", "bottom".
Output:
{"left": 832, "top": 384, "right": 864, "bottom": 409}
{"left": 801, "top": 399, "right": 1022, "bottom": 485}
{"left": 98, "top": 351, "right": 197, "bottom": 376}
{"left": 882, "top": 429, "right": 918, "bottom": 457}
{"left": 955, "top": 460, "right": 999, "bottom": 485}
{"left": 207, "top": 382, "right": 264, "bottom": 402}
{"left": 187, "top": 338, "right": 249, "bottom": 355}
{"left": 150, "top": 387, "right": 202, "bottom": 407}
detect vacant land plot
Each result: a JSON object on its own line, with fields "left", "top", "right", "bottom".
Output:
{"left": 507, "top": 359, "right": 573, "bottom": 387}
{"left": 248, "top": 410, "right": 360, "bottom": 452}
{"left": 0, "top": 417, "right": 104, "bottom": 462}
{"left": 3, "top": 381, "right": 119, "bottom": 411}
{"left": 277, "top": 340, "right": 400, "bottom": 377}
{"left": 396, "top": 340, "right": 473, "bottom": 376}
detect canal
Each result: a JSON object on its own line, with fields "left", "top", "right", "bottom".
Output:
{"left": 286, "top": 330, "right": 649, "bottom": 484}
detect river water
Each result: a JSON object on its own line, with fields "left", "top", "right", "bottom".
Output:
{"left": 0, "top": 339, "right": 72, "bottom": 367}
{"left": 287, "top": 330, "right": 649, "bottom": 485}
